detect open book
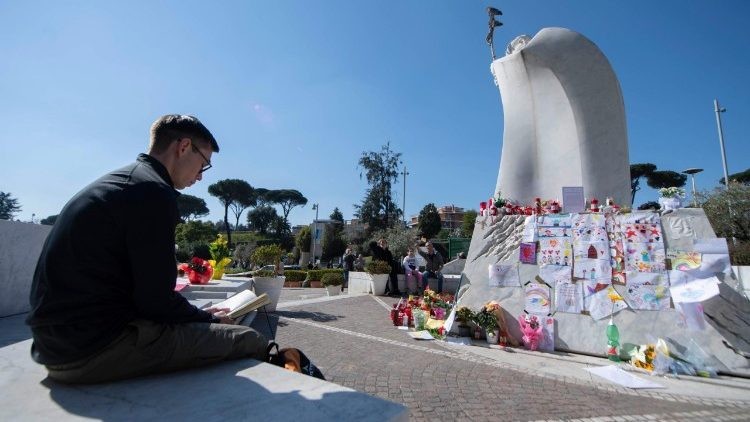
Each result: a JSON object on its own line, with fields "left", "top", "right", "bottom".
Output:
{"left": 212, "top": 290, "right": 271, "bottom": 319}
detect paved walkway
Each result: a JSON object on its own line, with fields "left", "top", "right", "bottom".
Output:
{"left": 254, "top": 290, "right": 750, "bottom": 421}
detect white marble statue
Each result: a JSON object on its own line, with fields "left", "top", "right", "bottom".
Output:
{"left": 491, "top": 27, "right": 632, "bottom": 207}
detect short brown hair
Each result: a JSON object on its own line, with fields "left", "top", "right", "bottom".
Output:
{"left": 149, "top": 114, "right": 219, "bottom": 154}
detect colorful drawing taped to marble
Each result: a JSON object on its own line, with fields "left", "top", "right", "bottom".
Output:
{"left": 667, "top": 250, "right": 702, "bottom": 271}
{"left": 539, "top": 237, "right": 572, "bottom": 266}
{"left": 573, "top": 241, "right": 610, "bottom": 260}
{"left": 624, "top": 242, "right": 666, "bottom": 273}
{"left": 519, "top": 242, "right": 537, "bottom": 264}
{"left": 607, "top": 214, "right": 626, "bottom": 285}
{"left": 625, "top": 282, "right": 671, "bottom": 311}
{"left": 574, "top": 257, "right": 613, "bottom": 282}
{"left": 525, "top": 283, "right": 552, "bottom": 315}
{"left": 555, "top": 279, "right": 583, "bottom": 313}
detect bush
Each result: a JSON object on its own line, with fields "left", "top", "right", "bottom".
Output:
{"left": 284, "top": 270, "right": 308, "bottom": 282}
{"left": 176, "top": 242, "right": 211, "bottom": 262}
{"left": 729, "top": 241, "right": 750, "bottom": 266}
{"left": 306, "top": 268, "right": 343, "bottom": 281}
{"left": 253, "top": 270, "right": 276, "bottom": 278}
{"left": 251, "top": 244, "right": 284, "bottom": 267}
{"left": 321, "top": 272, "right": 344, "bottom": 287}
{"left": 366, "top": 260, "right": 391, "bottom": 274}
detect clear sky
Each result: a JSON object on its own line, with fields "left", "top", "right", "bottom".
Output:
{"left": 1, "top": 1, "right": 748, "bottom": 227}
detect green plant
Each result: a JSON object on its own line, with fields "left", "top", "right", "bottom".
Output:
{"left": 253, "top": 270, "right": 276, "bottom": 278}
{"left": 321, "top": 272, "right": 344, "bottom": 287}
{"left": 209, "top": 234, "right": 231, "bottom": 262}
{"left": 455, "top": 306, "right": 475, "bottom": 326}
{"left": 366, "top": 260, "right": 391, "bottom": 275}
{"left": 284, "top": 270, "right": 308, "bottom": 282}
{"left": 251, "top": 244, "right": 284, "bottom": 267}
{"left": 473, "top": 309, "right": 498, "bottom": 332}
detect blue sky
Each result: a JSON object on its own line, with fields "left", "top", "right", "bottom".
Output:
{"left": 1, "top": 1, "right": 748, "bottom": 227}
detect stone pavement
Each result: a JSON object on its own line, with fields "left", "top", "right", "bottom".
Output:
{"left": 256, "top": 290, "right": 750, "bottom": 421}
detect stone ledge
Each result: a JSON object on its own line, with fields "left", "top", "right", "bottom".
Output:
{"left": 0, "top": 315, "right": 407, "bottom": 422}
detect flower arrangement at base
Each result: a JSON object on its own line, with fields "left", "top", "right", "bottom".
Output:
{"left": 179, "top": 257, "right": 214, "bottom": 285}
{"left": 518, "top": 314, "right": 543, "bottom": 351}
{"left": 629, "top": 343, "right": 656, "bottom": 372}
{"left": 658, "top": 187, "right": 686, "bottom": 199}
{"left": 481, "top": 301, "right": 518, "bottom": 347}
{"left": 208, "top": 234, "right": 232, "bottom": 279}
{"left": 472, "top": 306, "right": 498, "bottom": 340}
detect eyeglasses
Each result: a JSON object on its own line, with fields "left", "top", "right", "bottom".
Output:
{"left": 190, "top": 142, "right": 212, "bottom": 173}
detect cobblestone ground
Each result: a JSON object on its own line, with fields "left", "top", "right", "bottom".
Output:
{"left": 253, "top": 294, "right": 750, "bottom": 422}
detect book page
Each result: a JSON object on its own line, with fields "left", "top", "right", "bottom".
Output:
{"left": 213, "top": 290, "right": 258, "bottom": 312}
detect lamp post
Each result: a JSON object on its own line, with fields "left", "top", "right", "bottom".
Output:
{"left": 714, "top": 99, "right": 730, "bottom": 191}
{"left": 311, "top": 203, "right": 319, "bottom": 260}
{"left": 401, "top": 166, "right": 409, "bottom": 227}
{"left": 682, "top": 168, "right": 703, "bottom": 207}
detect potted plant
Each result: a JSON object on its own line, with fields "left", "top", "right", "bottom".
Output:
{"left": 658, "top": 187, "right": 685, "bottom": 211}
{"left": 455, "top": 306, "right": 475, "bottom": 338}
{"left": 208, "top": 234, "right": 232, "bottom": 280}
{"left": 473, "top": 308, "right": 499, "bottom": 344}
{"left": 321, "top": 272, "right": 344, "bottom": 296}
{"left": 366, "top": 260, "right": 391, "bottom": 295}
{"left": 251, "top": 244, "right": 285, "bottom": 311}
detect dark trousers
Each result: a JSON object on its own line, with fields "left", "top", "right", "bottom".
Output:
{"left": 385, "top": 262, "right": 400, "bottom": 294}
{"left": 45, "top": 319, "right": 268, "bottom": 384}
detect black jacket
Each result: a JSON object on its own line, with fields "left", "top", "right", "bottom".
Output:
{"left": 26, "top": 154, "right": 214, "bottom": 365}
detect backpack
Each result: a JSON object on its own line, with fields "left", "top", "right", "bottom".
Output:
{"left": 266, "top": 342, "right": 325, "bottom": 380}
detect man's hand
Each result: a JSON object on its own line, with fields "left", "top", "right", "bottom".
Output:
{"left": 205, "top": 307, "right": 237, "bottom": 325}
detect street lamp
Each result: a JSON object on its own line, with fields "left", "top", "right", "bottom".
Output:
{"left": 714, "top": 99, "right": 730, "bottom": 191}
{"left": 311, "top": 203, "right": 319, "bottom": 261}
{"left": 682, "top": 168, "right": 703, "bottom": 207}
{"left": 401, "top": 166, "right": 409, "bottom": 227}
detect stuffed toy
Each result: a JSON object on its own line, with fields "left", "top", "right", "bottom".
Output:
{"left": 518, "top": 314, "right": 543, "bottom": 351}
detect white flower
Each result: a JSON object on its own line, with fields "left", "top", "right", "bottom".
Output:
{"left": 658, "top": 187, "right": 685, "bottom": 199}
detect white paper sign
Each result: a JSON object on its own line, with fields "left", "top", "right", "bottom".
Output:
{"left": 555, "top": 280, "right": 583, "bottom": 313}
{"left": 585, "top": 365, "right": 665, "bottom": 389}
{"left": 675, "top": 302, "right": 707, "bottom": 331}
{"left": 562, "top": 186, "right": 585, "bottom": 213}
{"left": 488, "top": 263, "right": 520, "bottom": 287}
{"left": 586, "top": 287, "right": 628, "bottom": 320}
{"left": 670, "top": 276, "right": 721, "bottom": 303}
{"left": 522, "top": 216, "right": 537, "bottom": 242}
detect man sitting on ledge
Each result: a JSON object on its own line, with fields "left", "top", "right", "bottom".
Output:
{"left": 26, "top": 114, "right": 269, "bottom": 384}
{"left": 418, "top": 241, "right": 444, "bottom": 293}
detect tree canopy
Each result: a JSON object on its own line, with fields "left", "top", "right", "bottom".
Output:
{"left": 629, "top": 163, "right": 656, "bottom": 204}
{"left": 208, "top": 178, "right": 254, "bottom": 245}
{"left": 697, "top": 183, "right": 750, "bottom": 242}
{"left": 354, "top": 142, "right": 402, "bottom": 233}
{"left": 265, "top": 189, "right": 307, "bottom": 230}
{"left": 246, "top": 205, "right": 278, "bottom": 235}
{"left": 176, "top": 194, "right": 210, "bottom": 221}
{"left": 630, "top": 164, "right": 687, "bottom": 203}
{"left": 646, "top": 170, "right": 687, "bottom": 190}
{"left": 720, "top": 168, "right": 750, "bottom": 186}
{"left": 0, "top": 191, "right": 21, "bottom": 220}
{"left": 295, "top": 226, "right": 312, "bottom": 253}
{"left": 417, "top": 203, "right": 442, "bottom": 239}
{"left": 461, "top": 209, "right": 478, "bottom": 238}
{"left": 40, "top": 214, "right": 58, "bottom": 225}
{"left": 321, "top": 223, "right": 347, "bottom": 263}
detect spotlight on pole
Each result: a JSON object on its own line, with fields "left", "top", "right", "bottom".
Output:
{"left": 682, "top": 168, "right": 703, "bottom": 207}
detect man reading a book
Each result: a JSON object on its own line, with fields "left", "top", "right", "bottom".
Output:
{"left": 26, "top": 114, "right": 270, "bottom": 383}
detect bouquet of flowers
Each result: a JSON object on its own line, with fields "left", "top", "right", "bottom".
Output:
{"left": 658, "top": 187, "right": 686, "bottom": 199}
{"left": 518, "top": 314, "right": 543, "bottom": 351}
{"left": 208, "top": 234, "right": 232, "bottom": 277}
{"left": 179, "top": 257, "right": 214, "bottom": 285}
{"left": 629, "top": 343, "right": 656, "bottom": 372}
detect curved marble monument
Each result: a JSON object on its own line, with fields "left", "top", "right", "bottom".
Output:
{"left": 491, "top": 27, "right": 632, "bottom": 207}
